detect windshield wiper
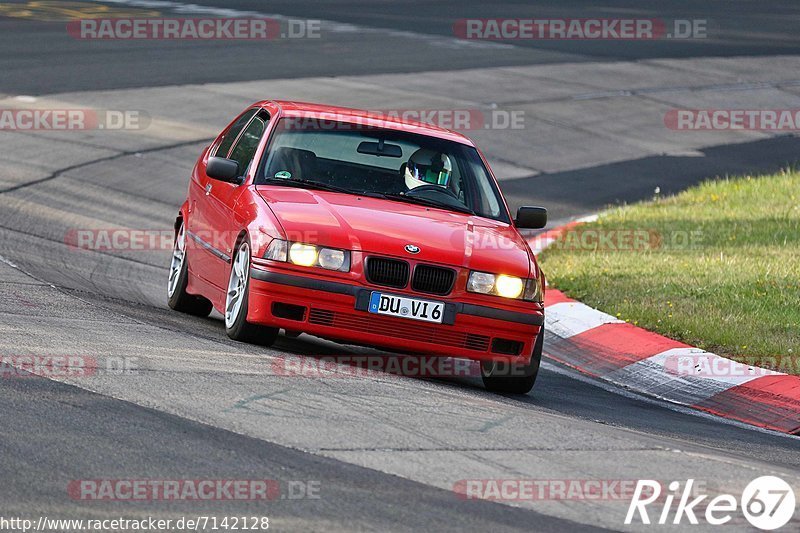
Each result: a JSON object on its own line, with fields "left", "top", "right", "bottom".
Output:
{"left": 376, "top": 192, "right": 476, "bottom": 216}
{"left": 261, "top": 177, "right": 358, "bottom": 195}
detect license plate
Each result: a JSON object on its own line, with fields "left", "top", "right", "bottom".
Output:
{"left": 368, "top": 292, "right": 444, "bottom": 324}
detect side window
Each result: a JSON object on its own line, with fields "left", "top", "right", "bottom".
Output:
{"left": 214, "top": 109, "right": 257, "bottom": 158}
{"left": 229, "top": 115, "right": 267, "bottom": 177}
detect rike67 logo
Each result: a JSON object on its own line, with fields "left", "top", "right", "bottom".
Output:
{"left": 626, "top": 477, "right": 796, "bottom": 530}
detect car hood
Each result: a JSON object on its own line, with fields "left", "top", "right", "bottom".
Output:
{"left": 256, "top": 187, "right": 533, "bottom": 277}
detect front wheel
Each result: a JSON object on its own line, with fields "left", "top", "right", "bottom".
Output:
{"left": 481, "top": 328, "right": 543, "bottom": 394}
{"left": 225, "top": 240, "right": 279, "bottom": 346}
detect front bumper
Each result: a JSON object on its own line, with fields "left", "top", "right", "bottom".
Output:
{"left": 247, "top": 267, "right": 543, "bottom": 364}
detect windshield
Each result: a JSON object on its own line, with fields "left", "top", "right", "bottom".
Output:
{"left": 256, "top": 118, "right": 509, "bottom": 223}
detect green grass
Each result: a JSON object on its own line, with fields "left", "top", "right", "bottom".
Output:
{"left": 539, "top": 170, "right": 800, "bottom": 373}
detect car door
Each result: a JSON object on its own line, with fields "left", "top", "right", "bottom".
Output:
{"left": 203, "top": 110, "right": 270, "bottom": 288}
{"left": 188, "top": 108, "right": 257, "bottom": 287}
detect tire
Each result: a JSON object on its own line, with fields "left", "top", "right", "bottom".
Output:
{"left": 167, "top": 221, "right": 213, "bottom": 317}
{"left": 224, "top": 239, "right": 279, "bottom": 346}
{"left": 481, "top": 328, "right": 543, "bottom": 395}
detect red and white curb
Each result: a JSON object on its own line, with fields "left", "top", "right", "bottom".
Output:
{"left": 529, "top": 222, "right": 800, "bottom": 435}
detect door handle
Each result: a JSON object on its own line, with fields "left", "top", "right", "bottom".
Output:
{"left": 205, "top": 183, "right": 212, "bottom": 196}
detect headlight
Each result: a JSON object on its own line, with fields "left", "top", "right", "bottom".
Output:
{"left": 264, "top": 239, "right": 350, "bottom": 272}
{"left": 467, "top": 271, "right": 541, "bottom": 301}
{"left": 318, "top": 248, "right": 346, "bottom": 271}
{"left": 467, "top": 271, "right": 495, "bottom": 294}
{"left": 495, "top": 275, "right": 524, "bottom": 298}
{"left": 289, "top": 243, "right": 318, "bottom": 267}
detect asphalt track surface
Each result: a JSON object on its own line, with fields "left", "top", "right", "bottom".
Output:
{"left": 1, "top": 1, "right": 799, "bottom": 531}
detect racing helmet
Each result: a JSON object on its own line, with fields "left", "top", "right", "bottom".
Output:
{"left": 404, "top": 149, "right": 452, "bottom": 190}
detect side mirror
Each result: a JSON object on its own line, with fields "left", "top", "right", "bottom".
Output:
{"left": 206, "top": 157, "right": 241, "bottom": 183}
{"left": 515, "top": 206, "right": 547, "bottom": 229}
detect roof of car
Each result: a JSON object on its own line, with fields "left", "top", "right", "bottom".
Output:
{"left": 254, "top": 100, "right": 476, "bottom": 146}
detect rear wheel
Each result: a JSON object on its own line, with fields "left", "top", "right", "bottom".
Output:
{"left": 481, "top": 328, "right": 543, "bottom": 394}
{"left": 167, "top": 221, "right": 213, "bottom": 317}
{"left": 225, "top": 240, "right": 279, "bottom": 346}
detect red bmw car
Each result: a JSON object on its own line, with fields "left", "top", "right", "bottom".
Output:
{"left": 168, "top": 101, "right": 548, "bottom": 393}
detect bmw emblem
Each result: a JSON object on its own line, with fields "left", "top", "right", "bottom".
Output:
{"left": 404, "top": 244, "right": 420, "bottom": 254}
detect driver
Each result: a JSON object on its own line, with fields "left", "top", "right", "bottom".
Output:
{"left": 403, "top": 149, "right": 452, "bottom": 190}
